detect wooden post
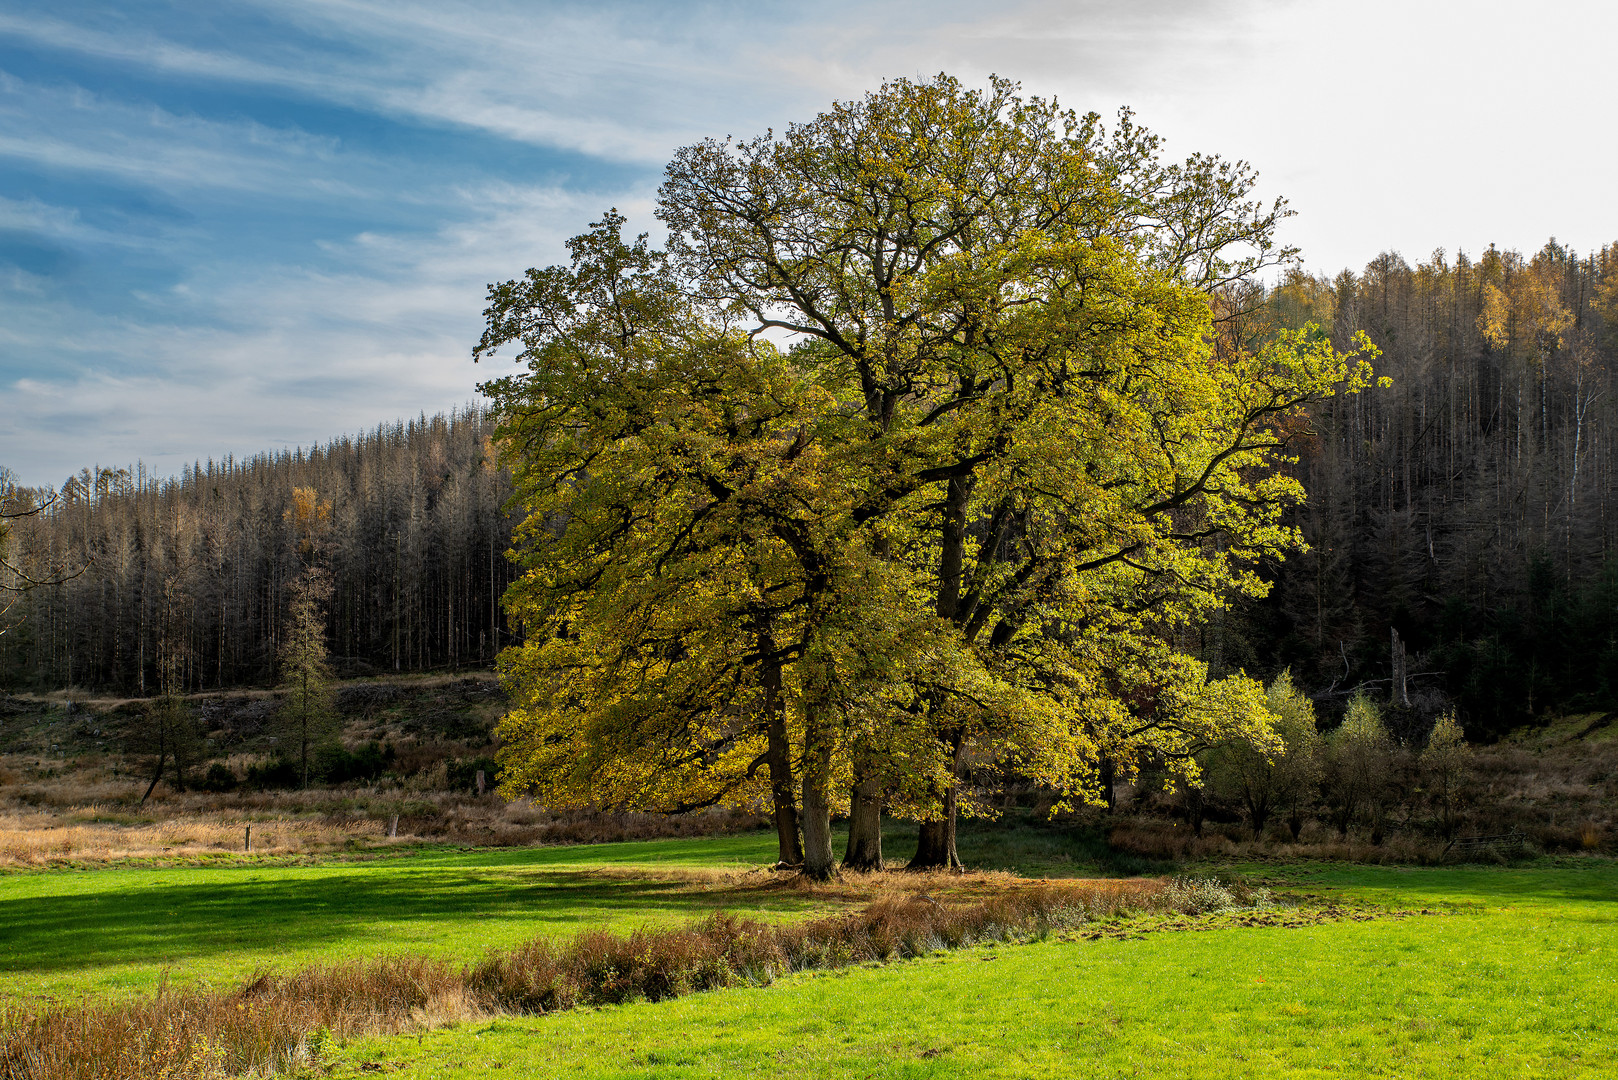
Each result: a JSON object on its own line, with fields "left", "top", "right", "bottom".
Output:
{"left": 476, "top": 770, "right": 486, "bottom": 796}
{"left": 388, "top": 814, "right": 399, "bottom": 838}
{"left": 244, "top": 823, "right": 251, "bottom": 852}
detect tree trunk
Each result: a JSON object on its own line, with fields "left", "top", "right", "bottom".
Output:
{"left": 907, "top": 730, "right": 964, "bottom": 871}
{"left": 1185, "top": 785, "right": 1205, "bottom": 838}
{"left": 1390, "top": 627, "right": 1411, "bottom": 709}
{"left": 1246, "top": 793, "right": 1270, "bottom": 840}
{"left": 140, "top": 748, "right": 166, "bottom": 805}
{"left": 760, "top": 646, "right": 802, "bottom": 867}
{"left": 842, "top": 749, "right": 884, "bottom": 871}
{"left": 799, "top": 709, "right": 836, "bottom": 881}
{"left": 299, "top": 671, "right": 311, "bottom": 789}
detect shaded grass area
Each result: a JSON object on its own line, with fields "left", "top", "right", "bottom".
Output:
{"left": 0, "top": 816, "right": 1156, "bottom": 1005}
{"left": 332, "top": 862, "right": 1618, "bottom": 1079}
{"left": 0, "top": 833, "right": 817, "bottom": 1003}
{"left": 2, "top": 880, "right": 1208, "bottom": 1079}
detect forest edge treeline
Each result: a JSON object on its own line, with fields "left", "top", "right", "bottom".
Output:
{"left": 6, "top": 253, "right": 1618, "bottom": 734}
{"left": 1, "top": 83, "right": 1615, "bottom": 833}
{"left": 1, "top": 409, "right": 520, "bottom": 691}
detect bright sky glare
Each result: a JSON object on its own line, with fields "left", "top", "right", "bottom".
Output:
{"left": 2, "top": 0, "right": 1614, "bottom": 485}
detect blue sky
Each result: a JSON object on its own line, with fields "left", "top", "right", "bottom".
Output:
{"left": 3, "top": 0, "right": 1615, "bottom": 485}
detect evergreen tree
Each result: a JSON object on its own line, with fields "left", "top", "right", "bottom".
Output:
{"left": 277, "top": 569, "right": 339, "bottom": 788}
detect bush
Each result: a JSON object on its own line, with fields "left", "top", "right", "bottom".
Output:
{"left": 197, "top": 763, "right": 239, "bottom": 793}
{"left": 1162, "top": 877, "right": 1239, "bottom": 915}
{"left": 314, "top": 741, "right": 394, "bottom": 785}
{"left": 446, "top": 756, "right": 499, "bottom": 793}
{"left": 243, "top": 758, "right": 301, "bottom": 790}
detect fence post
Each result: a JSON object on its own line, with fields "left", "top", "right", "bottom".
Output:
{"left": 389, "top": 814, "right": 399, "bottom": 839}
{"left": 244, "top": 823, "right": 251, "bottom": 852}
{"left": 476, "top": 770, "right": 486, "bottom": 796}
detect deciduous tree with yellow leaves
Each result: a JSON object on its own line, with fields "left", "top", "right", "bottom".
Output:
{"left": 480, "top": 75, "right": 1378, "bottom": 878}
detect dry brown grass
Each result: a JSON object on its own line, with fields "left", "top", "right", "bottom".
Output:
{"left": 0, "top": 810, "right": 393, "bottom": 866}
{"left": 0, "top": 877, "right": 1205, "bottom": 1079}
{"left": 0, "top": 790, "right": 769, "bottom": 868}
{"left": 0, "top": 958, "right": 470, "bottom": 1079}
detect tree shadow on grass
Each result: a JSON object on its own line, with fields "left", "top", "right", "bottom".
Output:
{"left": 0, "top": 865, "right": 823, "bottom": 977}
{"left": 380, "top": 832, "right": 782, "bottom": 870}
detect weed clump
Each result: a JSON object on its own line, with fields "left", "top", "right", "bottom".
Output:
{"left": 1161, "top": 877, "right": 1242, "bottom": 915}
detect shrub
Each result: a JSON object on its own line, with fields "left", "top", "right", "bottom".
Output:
{"left": 446, "top": 756, "right": 499, "bottom": 793}
{"left": 243, "top": 759, "right": 301, "bottom": 790}
{"left": 198, "top": 764, "right": 239, "bottom": 793}
{"left": 1421, "top": 712, "right": 1472, "bottom": 839}
{"left": 314, "top": 742, "right": 394, "bottom": 785}
{"left": 1204, "top": 671, "right": 1323, "bottom": 839}
{"left": 1323, "top": 692, "right": 1395, "bottom": 840}
{"left": 1162, "top": 877, "right": 1238, "bottom": 915}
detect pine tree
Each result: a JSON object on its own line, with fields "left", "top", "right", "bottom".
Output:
{"left": 277, "top": 569, "right": 338, "bottom": 788}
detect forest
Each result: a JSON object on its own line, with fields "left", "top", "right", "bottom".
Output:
{"left": 5, "top": 245, "right": 1616, "bottom": 741}
{"left": 0, "top": 408, "right": 519, "bottom": 692}
{"left": 1244, "top": 240, "right": 1618, "bottom": 737}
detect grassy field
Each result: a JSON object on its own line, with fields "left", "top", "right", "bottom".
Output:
{"left": 0, "top": 833, "right": 828, "bottom": 1003}
{"left": 0, "top": 818, "right": 1168, "bottom": 1005}
{"left": 323, "top": 861, "right": 1617, "bottom": 1079}
{"left": 5, "top": 822, "right": 1614, "bottom": 1078}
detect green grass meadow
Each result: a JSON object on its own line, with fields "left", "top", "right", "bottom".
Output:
{"left": 0, "top": 833, "right": 817, "bottom": 1003}
{"left": 0, "top": 820, "right": 1148, "bottom": 1004}
{"left": 328, "top": 862, "right": 1617, "bottom": 1079}
{"left": 3, "top": 827, "right": 1614, "bottom": 1077}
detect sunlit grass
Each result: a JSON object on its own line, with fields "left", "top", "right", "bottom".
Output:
{"left": 329, "top": 861, "right": 1618, "bottom": 1079}
{"left": 0, "top": 833, "right": 820, "bottom": 1003}
{"left": 0, "top": 816, "right": 1167, "bottom": 1006}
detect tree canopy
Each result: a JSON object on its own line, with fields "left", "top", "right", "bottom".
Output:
{"left": 480, "top": 74, "right": 1378, "bottom": 878}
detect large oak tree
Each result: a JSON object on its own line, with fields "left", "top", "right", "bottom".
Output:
{"left": 482, "top": 75, "right": 1377, "bottom": 878}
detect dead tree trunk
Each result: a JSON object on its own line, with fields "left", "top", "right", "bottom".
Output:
{"left": 1390, "top": 627, "right": 1411, "bottom": 709}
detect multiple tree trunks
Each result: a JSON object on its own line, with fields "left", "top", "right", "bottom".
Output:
{"left": 459, "top": 76, "right": 1379, "bottom": 883}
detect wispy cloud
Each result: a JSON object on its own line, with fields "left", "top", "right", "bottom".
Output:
{"left": 2, "top": 0, "right": 1615, "bottom": 487}
{"left": 2, "top": 177, "right": 644, "bottom": 483}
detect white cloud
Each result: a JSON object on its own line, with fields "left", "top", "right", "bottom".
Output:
{"left": 0, "top": 179, "right": 645, "bottom": 483}
{"left": 5, "top": 0, "right": 1617, "bottom": 487}
{"left": 0, "top": 76, "right": 392, "bottom": 200}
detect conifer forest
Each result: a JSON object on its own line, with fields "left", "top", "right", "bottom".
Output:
{"left": 0, "top": 409, "right": 520, "bottom": 691}
{"left": 6, "top": 244, "right": 1617, "bottom": 741}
